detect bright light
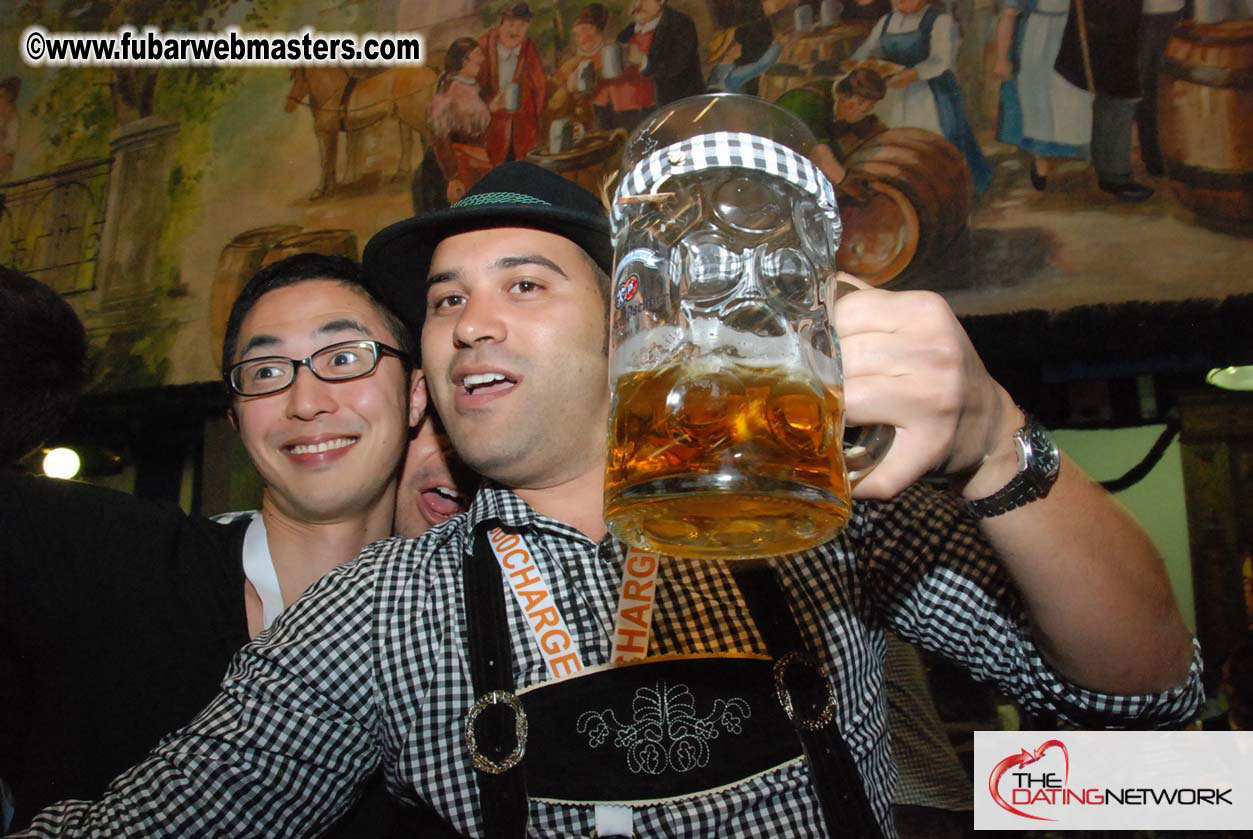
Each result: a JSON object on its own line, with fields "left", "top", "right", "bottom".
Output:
{"left": 42, "top": 447, "right": 81, "bottom": 480}
{"left": 1206, "top": 366, "right": 1253, "bottom": 392}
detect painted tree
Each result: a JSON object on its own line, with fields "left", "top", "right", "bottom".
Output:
{"left": 8, "top": 0, "right": 305, "bottom": 388}
{"left": 14, "top": 0, "right": 301, "bottom": 166}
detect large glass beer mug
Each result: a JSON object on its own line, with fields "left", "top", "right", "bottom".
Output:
{"left": 604, "top": 94, "right": 892, "bottom": 561}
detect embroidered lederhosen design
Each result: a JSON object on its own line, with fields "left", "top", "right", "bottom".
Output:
{"left": 518, "top": 654, "right": 804, "bottom": 805}
{"left": 462, "top": 521, "right": 884, "bottom": 839}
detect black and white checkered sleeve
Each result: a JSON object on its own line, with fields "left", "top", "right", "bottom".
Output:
{"left": 19, "top": 548, "right": 387, "bottom": 838}
{"left": 854, "top": 483, "right": 1204, "bottom": 729}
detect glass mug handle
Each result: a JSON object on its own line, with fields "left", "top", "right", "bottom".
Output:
{"left": 844, "top": 423, "right": 894, "bottom": 484}
{"left": 831, "top": 277, "right": 894, "bottom": 485}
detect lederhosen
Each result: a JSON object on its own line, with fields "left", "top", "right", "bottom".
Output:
{"left": 461, "top": 521, "right": 886, "bottom": 839}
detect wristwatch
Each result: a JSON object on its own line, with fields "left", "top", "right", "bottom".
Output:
{"left": 965, "top": 414, "right": 1061, "bottom": 519}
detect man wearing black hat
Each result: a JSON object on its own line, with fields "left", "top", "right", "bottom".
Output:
{"left": 18, "top": 163, "right": 1200, "bottom": 839}
{"left": 477, "top": 2, "right": 548, "bottom": 165}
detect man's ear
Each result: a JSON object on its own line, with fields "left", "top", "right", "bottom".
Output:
{"left": 409, "top": 372, "right": 428, "bottom": 429}
{"left": 226, "top": 405, "right": 239, "bottom": 432}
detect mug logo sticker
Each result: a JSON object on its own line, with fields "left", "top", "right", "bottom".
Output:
{"left": 616, "top": 274, "right": 639, "bottom": 309}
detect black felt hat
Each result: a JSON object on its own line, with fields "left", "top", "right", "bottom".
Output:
{"left": 362, "top": 162, "right": 613, "bottom": 347}
{"left": 503, "top": 1, "right": 534, "bottom": 19}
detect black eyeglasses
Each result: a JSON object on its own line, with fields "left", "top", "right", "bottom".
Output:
{"left": 225, "top": 340, "right": 410, "bottom": 397}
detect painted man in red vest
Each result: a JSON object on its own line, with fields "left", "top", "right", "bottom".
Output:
{"left": 477, "top": 2, "right": 548, "bottom": 165}
{"left": 609, "top": 0, "right": 705, "bottom": 129}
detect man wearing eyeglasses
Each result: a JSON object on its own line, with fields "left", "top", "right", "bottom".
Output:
{"left": 0, "top": 254, "right": 470, "bottom": 836}
{"left": 218, "top": 254, "right": 423, "bottom": 631}
{"left": 223, "top": 269, "right": 474, "bottom": 546}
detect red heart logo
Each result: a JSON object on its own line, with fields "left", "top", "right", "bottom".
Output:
{"left": 988, "top": 739, "right": 1069, "bottom": 821}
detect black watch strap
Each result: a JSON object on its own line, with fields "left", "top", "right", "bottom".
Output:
{"left": 966, "top": 472, "right": 1043, "bottom": 518}
{"left": 965, "top": 415, "right": 1061, "bottom": 519}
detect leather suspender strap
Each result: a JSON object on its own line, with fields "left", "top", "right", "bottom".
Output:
{"left": 732, "top": 566, "right": 886, "bottom": 839}
{"left": 464, "top": 521, "right": 530, "bottom": 839}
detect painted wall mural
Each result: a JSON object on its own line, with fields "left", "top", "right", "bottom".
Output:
{"left": 1, "top": 0, "right": 1250, "bottom": 391}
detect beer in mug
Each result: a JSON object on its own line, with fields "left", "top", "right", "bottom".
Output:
{"left": 605, "top": 358, "right": 852, "bottom": 559}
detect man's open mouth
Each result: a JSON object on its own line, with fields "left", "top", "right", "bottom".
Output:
{"left": 421, "top": 484, "right": 468, "bottom": 520}
{"left": 462, "top": 372, "right": 517, "bottom": 396}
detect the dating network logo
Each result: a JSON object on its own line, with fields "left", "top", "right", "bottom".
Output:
{"left": 976, "top": 731, "right": 1246, "bottom": 830}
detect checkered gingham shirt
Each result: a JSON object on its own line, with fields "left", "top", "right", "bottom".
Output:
{"left": 24, "top": 484, "right": 1203, "bottom": 839}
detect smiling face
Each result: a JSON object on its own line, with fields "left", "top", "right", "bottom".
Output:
{"left": 572, "top": 22, "right": 604, "bottom": 54}
{"left": 393, "top": 408, "right": 477, "bottom": 536}
{"left": 231, "top": 279, "right": 421, "bottom": 525}
{"left": 632, "top": 0, "right": 665, "bottom": 25}
{"left": 499, "top": 15, "right": 531, "bottom": 49}
{"left": 421, "top": 227, "right": 611, "bottom": 491}
{"left": 463, "top": 46, "right": 486, "bottom": 78}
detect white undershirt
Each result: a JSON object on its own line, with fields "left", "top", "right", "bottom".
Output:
{"left": 496, "top": 42, "right": 520, "bottom": 89}
{"left": 634, "top": 14, "right": 662, "bottom": 35}
{"left": 241, "top": 514, "right": 284, "bottom": 630}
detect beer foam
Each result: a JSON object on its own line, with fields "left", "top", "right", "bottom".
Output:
{"left": 689, "top": 317, "right": 803, "bottom": 366}
{"left": 611, "top": 326, "right": 685, "bottom": 380}
{"left": 612, "top": 319, "right": 803, "bottom": 380}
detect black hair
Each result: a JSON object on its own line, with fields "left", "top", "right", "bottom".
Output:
{"left": 502, "top": 1, "right": 534, "bottom": 20}
{"left": 575, "top": 2, "right": 610, "bottom": 30}
{"left": 220, "top": 253, "right": 417, "bottom": 377}
{"left": 0, "top": 266, "right": 89, "bottom": 465}
{"left": 439, "top": 37, "right": 481, "bottom": 94}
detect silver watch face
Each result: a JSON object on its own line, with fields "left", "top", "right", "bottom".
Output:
{"left": 1023, "top": 422, "right": 1061, "bottom": 488}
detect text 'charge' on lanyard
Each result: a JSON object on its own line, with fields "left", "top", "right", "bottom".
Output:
{"left": 485, "top": 527, "right": 659, "bottom": 672}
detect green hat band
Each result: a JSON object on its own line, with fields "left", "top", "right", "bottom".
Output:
{"left": 452, "top": 191, "right": 552, "bottom": 208}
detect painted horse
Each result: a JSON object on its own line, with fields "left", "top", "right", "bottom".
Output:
{"left": 286, "top": 65, "right": 438, "bottom": 199}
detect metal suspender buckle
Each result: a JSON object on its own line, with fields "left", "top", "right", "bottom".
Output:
{"left": 465, "top": 689, "right": 529, "bottom": 774}
{"left": 773, "top": 651, "right": 837, "bottom": 733}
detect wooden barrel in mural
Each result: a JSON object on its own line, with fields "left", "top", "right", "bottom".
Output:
{"left": 261, "top": 229, "right": 358, "bottom": 267}
{"left": 838, "top": 128, "right": 973, "bottom": 287}
{"left": 1159, "top": 19, "right": 1253, "bottom": 221}
{"left": 209, "top": 224, "right": 301, "bottom": 360}
{"left": 834, "top": 180, "right": 921, "bottom": 283}
{"left": 526, "top": 130, "right": 627, "bottom": 195}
